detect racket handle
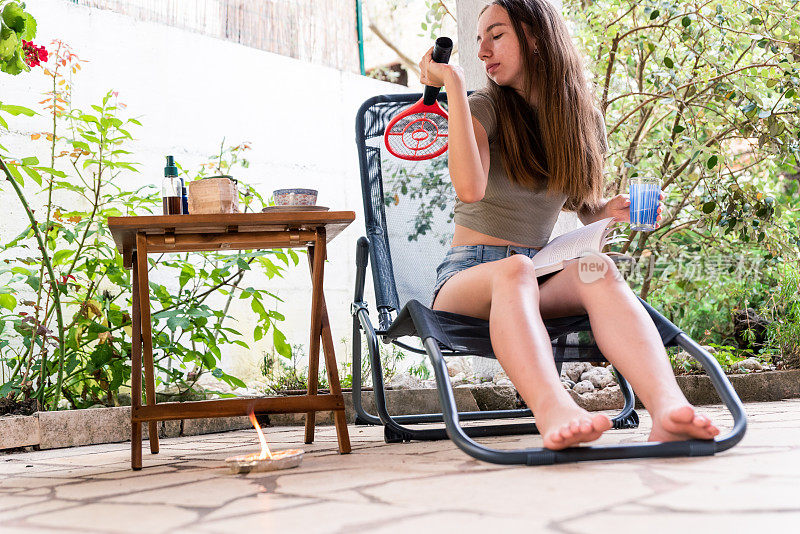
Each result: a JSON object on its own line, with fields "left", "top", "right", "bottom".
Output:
{"left": 423, "top": 36, "right": 453, "bottom": 106}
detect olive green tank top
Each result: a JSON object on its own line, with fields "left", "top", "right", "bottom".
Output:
{"left": 453, "top": 90, "right": 608, "bottom": 248}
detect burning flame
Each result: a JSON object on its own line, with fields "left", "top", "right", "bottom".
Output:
{"left": 249, "top": 410, "right": 273, "bottom": 460}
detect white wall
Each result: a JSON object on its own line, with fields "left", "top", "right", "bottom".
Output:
{"left": 1, "top": 0, "right": 409, "bottom": 383}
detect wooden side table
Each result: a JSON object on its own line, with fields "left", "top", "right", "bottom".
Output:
{"left": 108, "top": 211, "right": 354, "bottom": 470}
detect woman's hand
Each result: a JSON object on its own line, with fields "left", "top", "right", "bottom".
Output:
{"left": 603, "top": 191, "right": 665, "bottom": 228}
{"left": 419, "top": 46, "right": 464, "bottom": 88}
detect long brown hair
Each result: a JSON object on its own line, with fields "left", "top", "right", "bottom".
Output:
{"left": 481, "top": 0, "right": 605, "bottom": 211}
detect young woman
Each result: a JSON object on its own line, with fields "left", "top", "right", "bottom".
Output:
{"left": 420, "top": 0, "right": 720, "bottom": 450}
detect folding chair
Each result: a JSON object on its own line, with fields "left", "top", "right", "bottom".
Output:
{"left": 350, "top": 92, "right": 747, "bottom": 465}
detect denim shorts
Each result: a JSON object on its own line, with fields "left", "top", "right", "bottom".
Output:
{"left": 430, "top": 244, "right": 556, "bottom": 308}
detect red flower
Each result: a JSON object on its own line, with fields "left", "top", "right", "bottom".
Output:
{"left": 22, "top": 40, "right": 48, "bottom": 68}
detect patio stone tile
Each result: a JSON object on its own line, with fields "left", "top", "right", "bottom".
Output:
{"left": 639, "top": 476, "right": 800, "bottom": 512}
{"left": 0, "top": 495, "right": 49, "bottom": 513}
{"left": 91, "top": 464, "right": 178, "bottom": 480}
{"left": 357, "top": 465, "right": 653, "bottom": 522}
{"left": 54, "top": 469, "right": 220, "bottom": 500}
{"left": 105, "top": 474, "right": 259, "bottom": 507}
{"left": 0, "top": 461, "right": 74, "bottom": 477}
{"left": 202, "top": 493, "right": 317, "bottom": 521}
{"left": 0, "top": 498, "right": 78, "bottom": 523}
{"left": 0, "top": 476, "right": 81, "bottom": 489}
{"left": 647, "top": 448, "right": 800, "bottom": 478}
{"left": 30, "top": 449, "right": 137, "bottom": 467}
{"left": 365, "top": 510, "right": 544, "bottom": 533}
{"left": 0, "top": 526, "right": 75, "bottom": 534}
{"left": 14, "top": 488, "right": 52, "bottom": 497}
{"left": 191, "top": 501, "right": 412, "bottom": 534}
{"left": 19, "top": 461, "right": 175, "bottom": 478}
{"left": 23, "top": 503, "right": 197, "bottom": 533}
{"left": 274, "top": 466, "right": 455, "bottom": 498}
{"left": 559, "top": 510, "right": 800, "bottom": 534}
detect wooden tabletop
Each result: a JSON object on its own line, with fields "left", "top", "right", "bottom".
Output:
{"left": 108, "top": 211, "right": 356, "bottom": 267}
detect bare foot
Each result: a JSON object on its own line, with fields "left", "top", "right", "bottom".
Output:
{"left": 535, "top": 395, "right": 613, "bottom": 450}
{"left": 649, "top": 404, "right": 720, "bottom": 442}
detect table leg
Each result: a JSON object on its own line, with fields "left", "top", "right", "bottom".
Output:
{"left": 317, "top": 292, "right": 352, "bottom": 454}
{"left": 131, "top": 251, "right": 142, "bottom": 470}
{"left": 305, "top": 230, "right": 351, "bottom": 453}
{"left": 304, "top": 232, "right": 325, "bottom": 444}
{"left": 135, "top": 233, "right": 159, "bottom": 455}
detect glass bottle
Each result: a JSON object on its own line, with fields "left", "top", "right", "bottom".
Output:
{"left": 162, "top": 155, "right": 183, "bottom": 215}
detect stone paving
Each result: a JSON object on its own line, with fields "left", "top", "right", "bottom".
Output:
{"left": 1, "top": 399, "right": 799, "bottom": 533}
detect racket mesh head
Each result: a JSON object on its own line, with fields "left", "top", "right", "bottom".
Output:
{"left": 385, "top": 112, "right": 449, "bottom": 160}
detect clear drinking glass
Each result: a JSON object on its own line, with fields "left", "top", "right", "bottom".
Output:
{"left": 629, "top": 175, "right": 661, "bottom": 231}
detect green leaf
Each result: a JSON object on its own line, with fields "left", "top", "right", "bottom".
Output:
{"left": 220, "top": 373, "right": 246, "bottom": 389}
{"left": 650, "top": 9, "right": 660, "bottom": 20}
{"left": 664, "top": 57, "right": 674, "bottom": 69}
{"left": 71, "top": 141, "right": 91, "bottom": 151}
{"left": 22, "top": 13, "right": 37, "bottom": 40}
{"left": 52, "top": 249, "right": 73, "bottom": 265}
{"left": 681, "top": 16, "right": 691, "bottom": 27}
{"left": 0, "top": 104, "right": 35, "bottom": 116}
{"left": 273, "top": 328, "right": 292, "bottom": 358}
{"left": 0, "top": 293, "right": 16, "bottom": 310}
{"left": 178, "top": 264, "right": 195, "bottom": 288}
{"left": 5, "top": 162, "right": 23, "bottom": 184}
{"left": 707, "top": 155, "right": 718, "bottom": 169}
{"left": 79, "top": 113, "right": 99, "bottom": 124}
{"left": 89, "top": 344, "right": 114, "bottom": 369}
{"left": 34, "top": 166, "right": 67, "bottom": 178}
{"left": 251, "top": 298, "right": 266, "bottom": 317}
{"left": 22, "top": 166, "right": 42, "bottom": 186}
{"left": 702, "top": 201, "right": 716, "bottom": 214}
{"left": 166, "top": 314, "right": 191, "bottom": 332}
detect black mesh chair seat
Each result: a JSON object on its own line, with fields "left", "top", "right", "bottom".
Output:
{"left": 350, "top": 92, "right": 746, "bottom": 465}
{"left": 387, "top": 298, "right": 683, "bottom": 363}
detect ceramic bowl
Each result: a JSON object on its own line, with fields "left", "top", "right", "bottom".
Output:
{"left": 273, "top": 188, "right": 318, "bottom": 206}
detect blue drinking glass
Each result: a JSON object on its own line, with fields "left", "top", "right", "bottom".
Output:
{"left": 629, "top": 176, "right": 661, "bottom": 231}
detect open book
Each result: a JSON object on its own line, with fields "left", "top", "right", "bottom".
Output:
{"left": 532, "top": 217, "right": 621, "bottom": 277}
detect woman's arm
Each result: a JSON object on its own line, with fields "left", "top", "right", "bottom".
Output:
{"left": 577, "top": 199, "right": 609, "bottom": 225}
{"left": 420, "top": 49, "right": 489, "bottom": 203}
{"left": 442, "top": 73, "right": 490, "bottom": 203}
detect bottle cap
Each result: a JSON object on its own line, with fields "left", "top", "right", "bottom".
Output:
{"left": 164, "top": 155, "right": 178, "bottom": 177}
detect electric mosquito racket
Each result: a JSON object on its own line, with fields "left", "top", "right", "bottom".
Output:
{"left": 384, "top": 36, "right": 453, "bottom": 161}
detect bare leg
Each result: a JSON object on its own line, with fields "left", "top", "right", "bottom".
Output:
{"left": 538, "top": 254, "right": 720, "bottom": 441}
{"left": 434, "top": 255, "right": 611, "bottom": 449}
